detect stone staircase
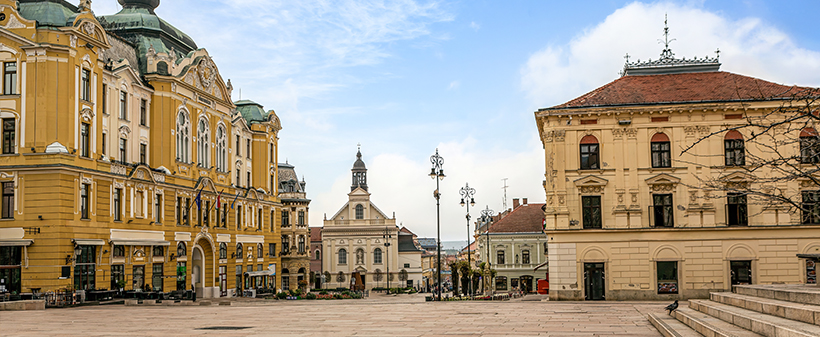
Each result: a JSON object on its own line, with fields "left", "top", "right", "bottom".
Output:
{"left": 648, "top": 284, "right": 820, "bottom": 337}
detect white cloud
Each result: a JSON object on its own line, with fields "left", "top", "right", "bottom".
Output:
{"left": 521, "top": 2, "right": 820, "bottom": 109}
{"left": 469, "top": 21, "right": 480, "bottom": 31}
{"left": 448, "top": 80, "right": 460, "bottom": 90}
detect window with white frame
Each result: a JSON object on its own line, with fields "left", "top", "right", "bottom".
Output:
{"left": 215, "top": 126, "right": 226, "bottom": 171}
{"left": 3, "top": 62, "right": 17, "bottom": 95}
{"left": 176, "top": 111, "right": 190, "bottom": 162}
{"left": 81, "top": 69, "right": 91, "bottom": 102}
{"left": 119, "top": 91, "right": 127, "bottom": 120}
{"left": 197, "top": 119, "right": 209, "bottom": 167}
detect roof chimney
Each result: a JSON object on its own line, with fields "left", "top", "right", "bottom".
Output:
{"left": 522, "top": 198, "right": 528, "bottom": 205}
{"left": 513, "top": 198, "right": 520, "bottom": 209}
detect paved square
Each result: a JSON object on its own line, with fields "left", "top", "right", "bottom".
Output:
{"left": 2, "top": 294, "right": 665, "bottom": 336}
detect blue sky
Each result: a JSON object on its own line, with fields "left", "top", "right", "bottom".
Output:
{"left": 89, "top": 0, "right": 820, "bottom": 242}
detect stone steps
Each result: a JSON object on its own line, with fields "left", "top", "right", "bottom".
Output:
{"left": 671, "top": 306, "right": 762, "bottom": 337}
{"left": 711, "top": 292, "right": 820, "bottom": 325}
{"left": 689, "top": 299, "right": 820, "bottom": 337}
{"left": 734, "top": 284, "right": 820, "bottom": 306}
{"left": 647, "top": 312, "right": 704, "bottom": 337}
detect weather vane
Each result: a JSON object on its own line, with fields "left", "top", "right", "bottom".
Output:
{"left": 658, "top": 14, "right": 676, "bottom": 60}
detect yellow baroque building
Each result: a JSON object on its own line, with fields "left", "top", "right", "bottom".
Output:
{"left": 536, "top": 43, "right": 820, "bottom": 300}
{"left": 0, "top": 0, "right": 286, "bottom": 299}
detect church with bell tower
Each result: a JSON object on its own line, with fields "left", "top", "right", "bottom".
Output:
{"left": 320, "top": 148, "right": 405, "bottom": 290}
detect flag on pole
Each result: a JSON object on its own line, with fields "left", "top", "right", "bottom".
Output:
{"left": 194, "top": 186, "right": 204, "bottom": 211}
{"left": 230, "top": 190, "right": 240, "bottom": 209}
{"left": 216, "top": 189, "right": 224, "bottom": 209}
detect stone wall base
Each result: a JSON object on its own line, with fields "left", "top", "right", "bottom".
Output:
{"left": 0, "top": 300, "right": 45, "bottom": 311}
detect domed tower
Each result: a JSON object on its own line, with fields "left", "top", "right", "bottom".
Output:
{"left": 351, "top": 147, "right": 368, "bottom": 192}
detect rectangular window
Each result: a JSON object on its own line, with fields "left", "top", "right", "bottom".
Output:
{"left": 801, "top": 136, "right": 820, "bottom": 164}
{"left": 235, "top": 265, "right": 242, "bottom": 291}
{"left": 222, "top": 206, "right": 227, "bottom": 227}
{"left": 155, "top": 194, "right": 162, "bottom": 223}
{"left": 1, "top": 182, "right": 13, "bottom": 219}
{"left": 113, "top": 188, "right": 122, "bottom": 221}
{"left": 495, "top": 276, "right": 507, "bottom": 290}
{"left": 119, "top": 138, "right": 127, "bottom": 162}
{"left": 136, "top": 191, "right": 144, "bottom": 217}
{"left": 113, "top": 245, "right": 124, "bottom": 257}
{"left": 281, "top": 235, "right": 289, "bottom": 254}
{"left": 298, "top": 211, "right": 304, "bottom": 226}
{"left": 80, "top": 183, "right": 90, "bottom": 219}
{"left": 74, "top": 246, "right": 96, "bottom": 291}
{"left": 657, "top": 261, "right": 678, "bottom": 294}
{"left": 139, "top": 143, "right": 146, "bottom": 164}
{"left": 652, "top": 194, "right": 674, "bottom": 227}
{"left": 176, "top": 197, "right": 182, "bottom": 225}
{"left": 81, "top": 69, "right": 90, "bottom": 101}
{"left": 246, "top": 140, "right": 251, "bottom": 159}
{"left": 726, "top": 193, "right": 748, "bottom": 226}
{"left": 204, "top": 200, "right": 210, "bottom": 226}
{"left": 236, "top": 135, "right": 240, "bottom": 157}
{"left": 80, "top": 123, "right": 90, "bottom": 158}
{"left": 258, "top": 208, "right": 263, "bottom": 230}
{"left": 270, "top": 144, "right": 274, "bottom": 163}
{"left": 139, "top": 99, "right": 147, "bottom": 126}
{"left": 237, "top": 205, "right": 242, "bottom": 229}
{"left": 184, "top": 198, "right": 190, "bottom": 225}
{"left": 3, "top": 62, "right": 17, "bottom": 95}
{"left": 119, "top": 91, "right": 127, "bottom": 120}
{"left": 247, "top": 172, "right": 251, "bottom": 188}
{"left": 496, "top": 250, "right": 505, "bottom": 265}
{"left": 724, "top": 139, "right": 745, "bottom": 166}
{"left": 270, "top": 210, "right": 275, "bottom": 231}
{"left": 582, "top": 196, "right": 602, "bottom": 229}
{"left": 522, "top": 250, "right": 530, "bottom": 264}
{"left": 282, "top": 211, "right": 289, "bottom": 227}
{"left": 236, "top": 171, "right": 241, "bottom": 187}
{"left": 580, "top": 144, "right": 599, "bottom": 169}
{"left": 2, "top": 118, "right": 14, "bottom": 154}
{"left": 802, "top": 190, "right": 820, "bottom": 224}
{"left": 111, "top": 265, "right": 124, "bottom": 290}
{"left": 176, "top": 262, "right": 187, "bottom": 291}
{"left": 651, "top": 142, "right": 671, "bottom": 168}
{"left": 404, "top": 263, "right": 410, "bottom": 268}
{"left": 152, "top": 263, "right": 163, "bottom": 292}
{"left": 269, "top": 243, "right": 275, "bottom": 257}
{"left": 101, "top": 133, "right": 106, "bottom": 155}
{"left": 102, "top": 84, "right": 107, "bottom": 115}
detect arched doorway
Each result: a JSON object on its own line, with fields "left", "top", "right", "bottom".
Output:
{"left": 192, "top": 237, "right": 216, "bottom": 298}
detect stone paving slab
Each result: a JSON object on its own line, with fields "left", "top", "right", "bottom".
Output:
{"left": 1, "top": 294, "right": 665, "bottom": 336}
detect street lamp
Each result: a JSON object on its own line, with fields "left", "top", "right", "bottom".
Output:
{"left": 459, "top": 183, "right": 475, "bottom": 297}
{"left": 429, "top": 148, "right": 445, "bottom": 301}
{"left": 383, "top": 227, "right": 392, "bottom": 293}
{"left": 481, "top": 206, "right": 494, "bottom": 295}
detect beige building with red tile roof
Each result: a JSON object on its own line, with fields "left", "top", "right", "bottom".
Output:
{"left": 535, "top": 37, "right": 820, "bottom": 301}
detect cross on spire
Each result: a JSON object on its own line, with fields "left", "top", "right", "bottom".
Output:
{"left": 658, "top": 13, "right": 676, "bottom": 60}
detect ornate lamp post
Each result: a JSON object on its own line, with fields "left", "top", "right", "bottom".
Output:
{"left": 480, "top": 206, "right": 494, "bottom": 295}
{"left": 383, "top": 227, "right": 392, "bottom": 293}
{"left": 459, "top": 183, "right": 475, "bottom": 296}
{"left": 429, "top": 149, "right": 445, "bottom": 301}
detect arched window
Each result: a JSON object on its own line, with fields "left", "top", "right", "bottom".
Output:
{"left": 338, "top": 248, "right": 347, "bottom": 265}
{"left": 800, "top": 128, "right": 820, "bottom": 164}
{"left": 215, "top": 126, "right": 227, "bottom": 171}
{"left": 219, "top": 243, "right": 227, "bottom": 259}
{"left": 315, "top": 249, "right": 321, "bottom": 260}
{"left": 177, "top": 242, "right": 186, "bottom": 257}
{"left": 355, "top": 248, "right": 364, "bottom": 265}
{"left": 257, "top": 243, "right": 263, "bottom": 259}
{"left": 355, "top": 204, "right": 364, "bottom": 219}
{"left": 197, "top": 119, "right": 210, "bottom": 167}
{"left": 236, "top": 243, "right": 243, "bottom": 259}
{"left": 579, "top": 135, "right": 599, "bottom": 170}
{"left": 650, "top": 133, "right": 671, "bottom": 168}
{"left": 176, "top": 111, "right": 189, "bottom": 163}
{"left": 724, "top": 130, "right": 745, "bottom": 166}
{"left": 373, "top": 248, "right": 382, "bottom": 264}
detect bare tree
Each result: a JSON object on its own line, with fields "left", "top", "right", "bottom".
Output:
{"left": 336, "top": 271, "right": 345, "bottom": 289}
{"left": 373, "top": 269, "right": 383, "bottom": 288}
{"left": 680, "top": 87, "right": 820, "bottom": 221}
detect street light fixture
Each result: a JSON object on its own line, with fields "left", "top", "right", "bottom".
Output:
{"left": 383, "top": 227, "right": 392, "bottom": 293}
{"left": 459, "top": 183, "right": 475, "bottom": 297}
{"left": 429, "top": 149, "right": 445, "bottom": 301}
{"left": 481, "top": 206, "right": 494, "bottom": 295}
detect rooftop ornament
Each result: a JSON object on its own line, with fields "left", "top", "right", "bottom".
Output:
{"left": 622, "top": 14, "right": 721, "bottom": 76}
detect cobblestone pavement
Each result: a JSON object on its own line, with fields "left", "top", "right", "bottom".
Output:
{"left": 3, "top": 294, "right": 665, "bottom": 336}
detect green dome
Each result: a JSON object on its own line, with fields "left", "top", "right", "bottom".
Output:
{"left": 18, "top": 0, "right": 79, "bottom": 28}
{"left": 235, "top": 100, "right": 269, "bottom": 124}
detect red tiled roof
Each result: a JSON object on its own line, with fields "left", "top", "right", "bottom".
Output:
{"left": 549, "top": 71, "right": 812, "bottom": 109}
{"left": 399, "top": 226, "right": 415, "bottom": 236}
{"left": 310, "top": 227, "right": 322, "bottom": 242}
{"left": 489, "top": 203, "right": 545, "bottom": 233}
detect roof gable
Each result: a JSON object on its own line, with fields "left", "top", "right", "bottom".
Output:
{"left": 489, "top": 203, "right": 546, "bottom": 233}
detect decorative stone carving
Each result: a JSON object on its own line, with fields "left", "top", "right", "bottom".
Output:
{"left": 113, "top": 181, "right": 124, "bottom": 189}
{"left": 612, "top": 128, "right": 637, "bottom": 139}
{"left": 152, "top": 172, "right": 165, "bottom": 183}
{"left": 650, "top": 184, "right": 675, "bottom": 192}
{"left": 579, "top": 186, "right": 603, "bottom": 194}
{"left": 543, "top": 130, "right": 566, "bottom": 143}
{"left": 684, "top": 125, "right": 698, "bottom": 137}
{"left": 69, "top": 35, "right": 77, "bottom": 48}
{"left": 82, "top": 22, "right": 96, "bottom": 36}
{"left": 5, "top": 15, "right": 27, "bottom": 29}
{"left": 558, "top": 195, "right": 565, "bottom": 205}
{"left": 82, "top": 177, "right": 92, "bottom": 184}
{"left": 111, "top": 163, "right": 127, "bottom": 175}
{"left": 197, "top": 57, "right": 216, "bottom": 91}
{"left": 135, "top": 170, "right": 144, "bottom": 179}
{"left": 81, "top": 109, "right": 94, "bottom": 122}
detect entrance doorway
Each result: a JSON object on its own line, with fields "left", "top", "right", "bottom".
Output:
{"left": 219, "top": 266, "right": 227, "bottom": 297}
{"left": 730, "top": 260, "right": 752, "bottom": 285}
{"left": 584, "top": 262, "right": 605, "bottom": 300}
{"left": 520, "top": 275, "right": 534, "bottom": 293}
{"left": 132, "top": 265, "right": 145, "bottom": 291}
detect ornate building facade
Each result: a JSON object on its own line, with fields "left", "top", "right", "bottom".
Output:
{"left": 536, "top": 34, "right": 820, "bottom": 300}
{"left": 0, "top": 0, "right": 284, "bottom": 298}
{"left": 278, "top": 162, "right": 310, "bottom": 291}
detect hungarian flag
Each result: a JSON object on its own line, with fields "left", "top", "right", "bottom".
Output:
{"left": 216, "top": 190, "right": 224, "bottom": 209}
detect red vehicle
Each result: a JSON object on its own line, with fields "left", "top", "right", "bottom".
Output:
{"left": 537, "top": 274, "right": 549, "bottom": 294}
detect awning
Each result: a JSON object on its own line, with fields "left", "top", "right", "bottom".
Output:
{"left": 244, "top": 270, "right": 275, "bottom": 277}
{"left": 0, "top": 239, "right": 33, "bottom": 246}
{"left": 110, "top": 239, "right": 170, "bottom": 246}
{"left": 72, "top": 239, "right": 106, "bottom": 246}
{"left": 797, "top": 254, "right": 820, "bottom": 259}
{"left": 533, "top": 261, "right": 549, "bottom": 271}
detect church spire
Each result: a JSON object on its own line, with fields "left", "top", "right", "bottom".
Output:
{"left": 351, "top": 145, "right": 368, "bottom": 191}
